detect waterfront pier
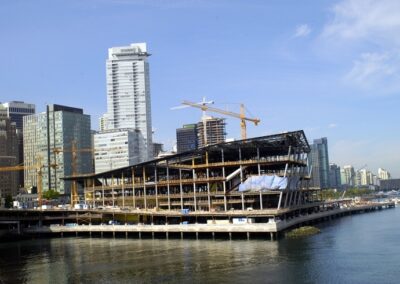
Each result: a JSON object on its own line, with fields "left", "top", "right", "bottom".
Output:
{"left": 0, "top": 200, "right": 394, "bottom": 240}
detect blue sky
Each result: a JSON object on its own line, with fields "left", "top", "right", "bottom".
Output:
{"left": 1, "top": 0, "right": 399, "bottom": 177}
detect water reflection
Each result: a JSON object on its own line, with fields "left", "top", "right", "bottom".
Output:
{"left": 1, "top": 208, "right": 400, "bottom": 283}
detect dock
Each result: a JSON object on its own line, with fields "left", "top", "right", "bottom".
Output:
{"left": 12, "top": 201, "right": 394, "bottom": 240}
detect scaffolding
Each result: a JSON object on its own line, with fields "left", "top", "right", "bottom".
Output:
{"left": 66, "top": 130, "right": 316, "bottom": 212}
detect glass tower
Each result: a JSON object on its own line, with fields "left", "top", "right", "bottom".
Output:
{"left": 23, "top": 105, "right": 92, "bottom": 194}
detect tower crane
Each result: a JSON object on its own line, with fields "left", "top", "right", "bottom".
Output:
{"left": 181, "top": 100, "right": 260, "bottom": 143}
{"left": 53, "top": 142, "right": 133, "bottom": 206}
{"left": 53, "top": 140, "right": 93, "bottom": 207}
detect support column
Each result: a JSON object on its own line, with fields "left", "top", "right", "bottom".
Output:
{"left": 92, "top": 178, "right": 95, "bottom": 208}
{"left": 166, "top": 162, "right": 171, "bottom": 211}
{"left": 102, "top": 178, "right": 105, "bottom": 207}
{"left": 207, "top": 168, "right": 211, "bottom": 211}
{"left": 132, "top": 168, "right": 136, "bottom": 209}
{"left": 143, "top": 167, "right": 147, "bottom": 210}
{"left": 192, "top": 168, "right": 197, "bottom": 212}
{"left": 283, "top": 191, "right": 289, "bottom": 208}
{"left": 259, "top": 191, "right": 263, "bottom": 210}
{"left": 155, "top": 165, "right": 158, "bottom": 210}
{"left": 179, "top": 169, "right": 183, "bottom": 210}
{"left": 121, "top": 172, "right": 125, "bottom": 208}
{"left": 221, "top": 149, "right": 227, "bottom": 211}
{"left": 241, "top": 193, "right": 245, "bottom": 211}
{"left": 277, "top": 191, "right": 283, "bottom": 210}
{"left": 111, "top": 175, "right": 115, "bottom": 207}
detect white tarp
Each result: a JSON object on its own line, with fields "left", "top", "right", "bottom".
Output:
{"left": 238, "top": 175, "right": 298, "bottom": 192}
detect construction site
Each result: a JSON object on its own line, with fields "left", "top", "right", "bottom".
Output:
{"left": 67, "top": 130, "right": 314, "bottom": 212}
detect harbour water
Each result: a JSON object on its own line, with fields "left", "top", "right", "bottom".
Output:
{"left": 1, "top": 207, "right": 399, "bottom": 283}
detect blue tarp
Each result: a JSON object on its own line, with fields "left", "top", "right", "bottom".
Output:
{"left": 238, "top": 175, "right": 299, "bottom": 192}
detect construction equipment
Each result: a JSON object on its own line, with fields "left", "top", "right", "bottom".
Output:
{"left": 53, "top": 142, "right": 129, "bottom": 206}
{"left": 0, "top": 157, "right": 45, "bottom": 207}
{"left": 181, "top": 100, "right": 260, "bottom": 142}
{"left": 53, "top": 140, "right": 93, "bottom": 207}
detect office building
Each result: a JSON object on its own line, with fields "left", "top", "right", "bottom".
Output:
{"left": 1, "top": 101, "right": 35, "bottom": 131}
{"left": 1, "top": 101, "right": 35, "bottom": 187}
{"left": 94, "top": 129, "right": 143, "bottom": 173}
{"left": 104, "top": 43, "right": 153, "bottom": 161}
{"left": 309, "top": 137, "right": 330, "bottom": 189}
{"left": 197, "top": 117, "right": 226, "bottom": 148}
{"left": 23, "top": 104, "right": 92, "bottom": 194}
{"left": 0, "top": 106, "right": 19, "bottom": 197}
{"left": 329, "top": 163, "right": 341, "bottom": 189}
{"left": 176, "top": 123, "right": 198, "bottom": 153}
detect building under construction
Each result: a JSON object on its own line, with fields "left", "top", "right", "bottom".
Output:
{"left": 197, "top": 117, "right": 226, "bottom": 148}
{"left": 69, "top": 130, "right": 317, "bottom": 212}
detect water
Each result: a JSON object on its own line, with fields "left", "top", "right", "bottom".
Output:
{"left": 1, "top": 208, "right": 399, "bottom": 283}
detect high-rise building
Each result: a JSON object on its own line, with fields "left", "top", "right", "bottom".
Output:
{"left": 378, "top": 168, "right": 391, "bottom": 180}
{"left": 176, "top": 124, "right": 198, "bottom": 153}
{"left": 104, "top": 43, "right": 153, "bottom": 161}
{"left": 197, "top": 117, "right": 226, "bottom": 148}
{"left": 1, "top": 101, "right": 35, "bottom": 131}
{"left": 94, "top": 129, "right": 143, "bottom": 173}
{"left": 309, "top": 137, "right": 330, "bottom": 189}
{"left": 1, "top": 101, "right": 35, "bottom": 187}
{"left": 329, "top": 163, "right": 341, "bottom": 189}
{"left": 0, "top": 106, "right": 19, "bottom": 197}
{"left": 358, "top": 169, "right": 372, "bottom": 186}
{"left": 341, "top": 165, "right": 355, "bottom": 187}
{"left": 23, "top": 104, "right": 92, "bottom": 194}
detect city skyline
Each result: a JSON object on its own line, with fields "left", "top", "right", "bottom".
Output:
{"left": 0, "top": 0, "right": 399, "bottom": 176}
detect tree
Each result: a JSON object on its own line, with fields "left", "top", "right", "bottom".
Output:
{"left": 42, "top": 189, "right": 60, "bottom": 200}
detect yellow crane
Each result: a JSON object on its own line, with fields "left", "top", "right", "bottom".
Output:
{"left": 53, "top": 141, "right": 93, "bottom": 207}
{"left": 0, "top": 158, "right": 45, "bottom": 207}
{"left": 53, "top": 142, "right": 131, "bottom": 206}
{"left": 182, "top": 100, "right": 261, "bottom": 142}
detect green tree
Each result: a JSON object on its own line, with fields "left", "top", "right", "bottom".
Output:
{"left": 42, "top": 189, "right": 60, "bottom": 200}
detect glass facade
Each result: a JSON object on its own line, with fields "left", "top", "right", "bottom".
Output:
{"left": 23, "top": 105, "right": 92, "bottom": 194}
{"left": 309, "top": 137, "right": 330, "bottom": 189}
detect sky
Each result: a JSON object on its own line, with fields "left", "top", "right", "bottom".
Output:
{"left": 0, "top": 0, "right": 399, "bottom": 177}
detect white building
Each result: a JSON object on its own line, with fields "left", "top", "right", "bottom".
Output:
{"left": 94, "top": 129, "right": 144, "bottom": 173}
{"left": 103, "top": 42, "right": 153, "bottom": 161}
{"left": 358, "top": 169, "right": 372, "bottom": 186}
{"left": 341, "top": 165, "right": 355, "bottom": 186}
{"left": 378, "top": 168, "right": 391, "bottom": 180}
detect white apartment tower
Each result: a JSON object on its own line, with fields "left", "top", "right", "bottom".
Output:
{"left": 105, "top": 43, "right": 153, "bottom": 161}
